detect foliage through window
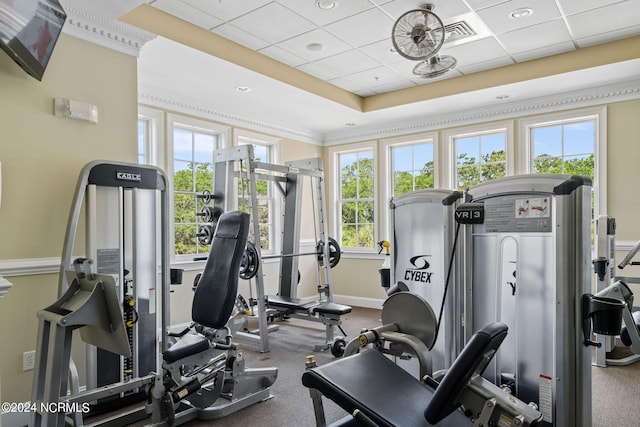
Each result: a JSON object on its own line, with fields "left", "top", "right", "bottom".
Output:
{"left": 455, "top": 132, "right": 507, "bottom": 189}
{"left": 531, "top": 120, "right": 595, "bottom": 179}
{"left": 237, "top": 141, "right": 273, "bottom": 251}
{"left": 391, "top": 142, "right": 434, "bottom": 196}
{"left": 339, "top": 150, "right": 375, "bottom": 249}
{"left": 173, "top": 126, "right": 219, "bottom": 256}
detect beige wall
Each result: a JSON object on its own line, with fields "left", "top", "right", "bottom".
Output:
{"left": 0, "top": 35, "right": 138, "bottom": 403}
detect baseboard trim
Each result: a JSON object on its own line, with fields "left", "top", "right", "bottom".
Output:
{"left": 333, "top": 294, "right": 384, "bottom": 310}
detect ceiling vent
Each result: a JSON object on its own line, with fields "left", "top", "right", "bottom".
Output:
{"left": 444, "top": 20, "right": 476, "bottom": 44}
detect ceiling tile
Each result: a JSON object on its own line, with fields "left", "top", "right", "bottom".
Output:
{"left": 370, "top": 79, "right": 416, "bottom": 93}
{"left": 311, "top": 50, "right": 382, "bottom": 77}
{"left": 296, "top": 62, "right": 341, "bottom": 80}
{"left": 464, "top": 0, "right": 513, "bottom": 10}
{"left": 476, "top": 0, "right": 561, "bottom": 35}
{"left": 229, "top": 2, "right": 317, "bottom": 44}
{"left": 180, "top": 0, "right": 273, "bottom": 22}
{"left": 379, "top": 0, "right": 472, "bottom": 22}
{"left": 440, "top": 37, "right": 508, "bottom": 67}
{"left": 567, "top": 1, "right": 640, "bottom": 40}
{"left": 455, "top": 56, "right": 514, "bottom": 75}
{"left": 346, "top": 65, "right": 407, "bottom": 89}
{"left": 328, "top": 75, "right": 370, "bottom": 92}
{"left": 511, "top": 41, "right": 576, "bottom": 62}
{"left": 359, "top": 39, "right": 405, "bottom": 65}
{"left": 258, "top": 45, "right": 309, "bottom": 67}
{"left": 151, "top": 0, "right": 223, "bottom": 29}
{"left": 212, "top": 23, "right": 272, "bottom": 50}
{"left": 324, "top": 8, "right": 395, "bottom": 48}
{"left": 276, "top": 0, "right": 374, "bottom": 26}
{"left": 498, "top": 19, "right": 572, "bottom": 55}
{"left": 276, "top": 28, "right": 353, "bottom": 62}
{"left": 576, "top": 24, "right": 640, "bottom": 47}
{"left": 557, "top": 0, "right": 631, "bottom": 16}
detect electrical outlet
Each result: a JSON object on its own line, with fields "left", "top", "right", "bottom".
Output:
{"left": 23, "top": 350, "right": 36, "bottom": 371}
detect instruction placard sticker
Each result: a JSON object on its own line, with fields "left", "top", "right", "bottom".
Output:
{"left": 515, "top": 197, "right": 550, "bottom": 218}
{"left": 539, "top": 374, "right": 553, "bottom": 423}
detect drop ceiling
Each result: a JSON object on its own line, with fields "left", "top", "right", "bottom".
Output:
{"left": 61, "top": 0, "right": 640, "bottom": 142}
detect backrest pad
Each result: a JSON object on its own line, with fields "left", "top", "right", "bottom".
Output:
{"left": 192, "top": 211, "right": 250, "bottom": 329}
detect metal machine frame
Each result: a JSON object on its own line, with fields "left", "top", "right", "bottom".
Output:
{"left": 32, "top": 161, "right": 171, "bottom": 426}
{"left": 210, "top": 146, "right": 349, "bottom": 353}
{"left": 389, "top": 189, "right": 464, "bottom": 373}
{"left": 462, "top": 174, "right": 592, "bottom": 427}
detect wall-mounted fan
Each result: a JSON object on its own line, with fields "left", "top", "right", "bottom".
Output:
{"left": 413, "top": 54, "right": 457, "bottom": 78}
{"left": 391, "top": 3, "right": 445, "bottom": 61}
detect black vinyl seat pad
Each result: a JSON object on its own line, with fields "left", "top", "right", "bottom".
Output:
{"left": 266, "top": 295, "right": 352, "bottom": 315}
{"left": 163, "top": 333, "right": 210, "bottom": 364}
{"left": 302, "top": 349, "right": 469, "bottom": 427}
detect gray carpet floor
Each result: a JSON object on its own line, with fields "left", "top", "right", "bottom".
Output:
{"left": 100, "top": 306, "right": 640, "bottom": 426}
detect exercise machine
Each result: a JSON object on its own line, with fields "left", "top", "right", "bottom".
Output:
{"left": 209, "top": 145, "right": 351, "bottom": 353}
{"left": 146, "top": 210, "right": 277, "bottom": 425}
{"left": 592, "top": 218, "right": 640, "bottom": 366}
{"left": 32, "top": 160, "right": 171, "bottom": 425}
{"left": 302, "top": 292, "right": 543, "bottom": 427}
{"left": 389, "top": 189, "right": 464, "bottom": 373}
{"left": 460, "top": 174, "right": 599, "bottom": 426}
{"left": 31, "top": 161, "right": 275, "bottom": 426}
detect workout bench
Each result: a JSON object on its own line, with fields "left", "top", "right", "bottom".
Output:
{"left": 302, "top": 293, "right": 543, "bottom": 427}
{"left": 266, "top": 295, "right": 352, "bottom": 352}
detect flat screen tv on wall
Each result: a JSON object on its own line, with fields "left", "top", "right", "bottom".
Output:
{"left": 0, "top": 0, "right": 66, "bottom": 81}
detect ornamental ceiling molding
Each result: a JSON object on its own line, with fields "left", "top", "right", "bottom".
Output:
{"left": 138, "top": 92, "right": 324, "bottom": 145}
{"left": 323, "top": 80, "right": 640, "bottom": 145}
{"left": 62, "top": 6, "right": 155, "bottom": 57}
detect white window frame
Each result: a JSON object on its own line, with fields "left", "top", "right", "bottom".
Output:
{"left": 167, "top": 113, "right": 230, "bottom": 263}
{"left": 235, "top": 129, "right": 281, "bottom": 256}
{"left": 137, "top": 106, "right": 164, "bottom": 167}
{"left": 442, "top": 121, "right": 515, "bottom": 190}
{"left": 519, "top": 106, "right": 607, "bottom": 217}
{"left": 381, "top": 132, "right": 438, "bottom": 239}
{"left": 328, "top": 140, "right": 378, "bottom": 254}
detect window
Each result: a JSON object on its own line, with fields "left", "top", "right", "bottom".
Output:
{"left": 137, "top": 119, "right": 148, "bottom": 164}
{"left": 391, "top": 140, "right": 435, "bottom": 196}
{"left": 521, "top": 107, "right": 606, "bottom": 229}
{"left": 168, "top": 115, "right": 229, "bottom": 259}
{"left": 337, "top": 147, "right": 375, "bottom": 250}
{"left": 237, "top": 133, "right": 279, "bottom": 253}
{"left": 137, "top": 107, "right": 163, "bottom": 166}
{"left": 531, "top": 121, "right": 595, "bottom": 177}
{"left": 454, "top": 131, "right": 507, "bottom": 190}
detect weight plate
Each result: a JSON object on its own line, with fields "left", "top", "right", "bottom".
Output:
{"left": 381, "top": 292, "right": 437, "bottom": 348}
{"left": 316, "top": 237, "right": 341, "bottom": 268}
{"left": 239, "top": 241, "right": 260, "bottom": 280}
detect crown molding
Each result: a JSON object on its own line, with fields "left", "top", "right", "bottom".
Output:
{"left": 323, "top": 79, "right": 640, "bottom": 145}
{"left": 138, "top": 92, "right": 324, "bottom": 145}
{"left": 62, "top": 5, "right": 155, "bottom": 57}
